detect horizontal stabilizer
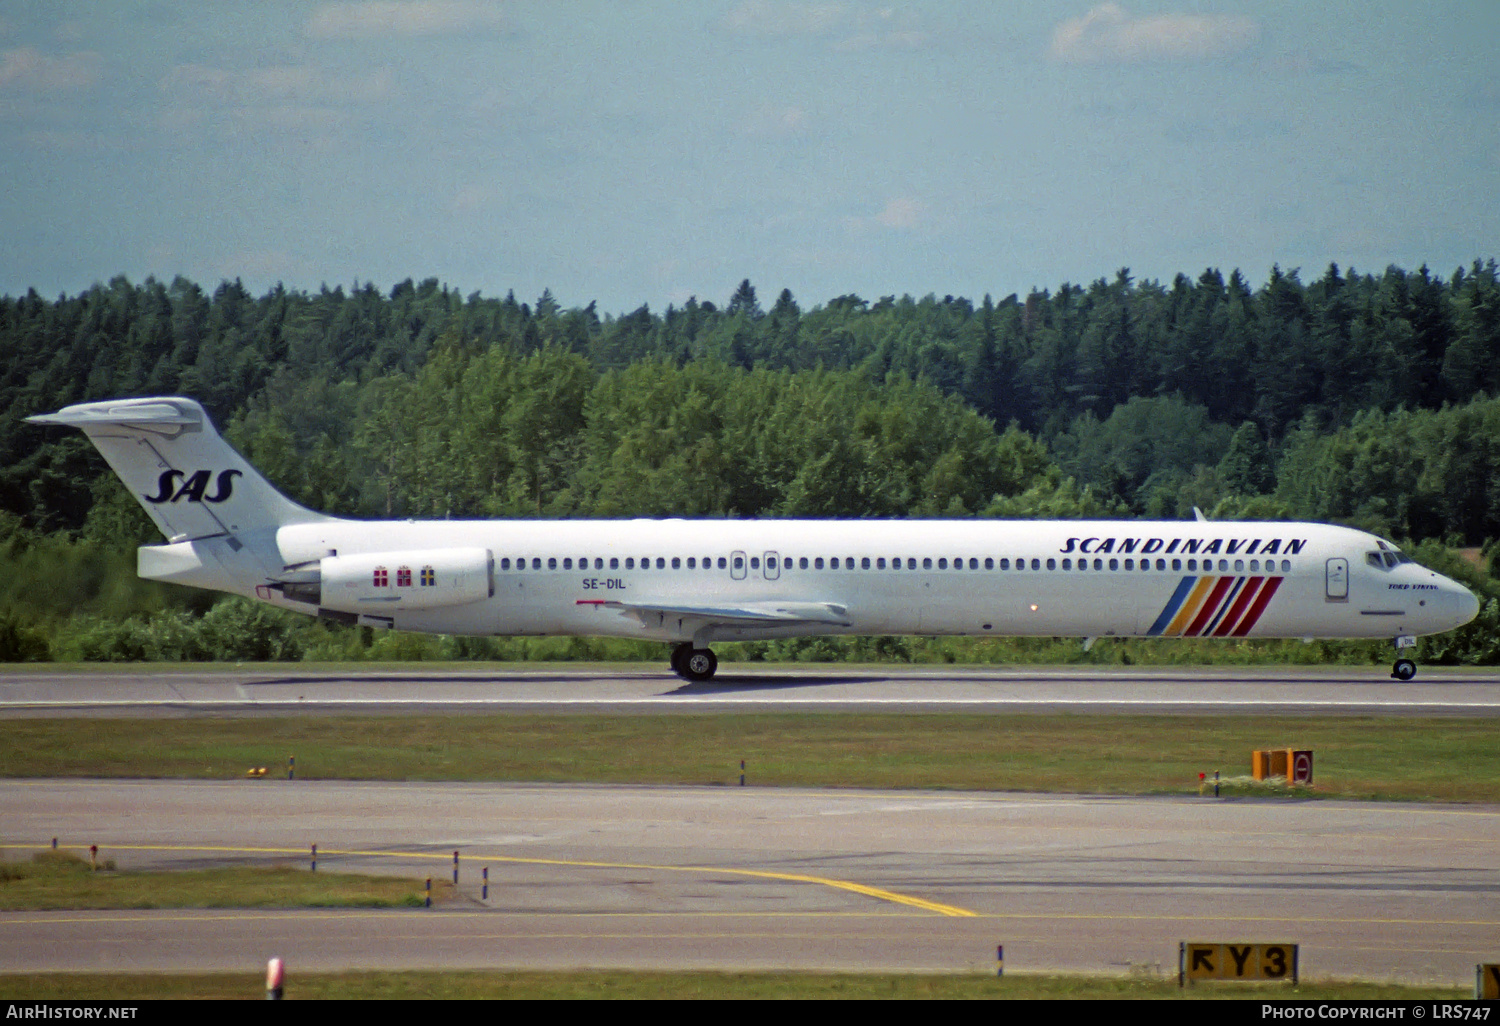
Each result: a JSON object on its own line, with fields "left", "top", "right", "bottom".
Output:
{"left": 27, "top": 401, "right": 200, "bottom": 429}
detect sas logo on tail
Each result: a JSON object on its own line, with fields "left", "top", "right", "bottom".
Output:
{"left": 144, "top": 469, "right": 242, "bottom": 504}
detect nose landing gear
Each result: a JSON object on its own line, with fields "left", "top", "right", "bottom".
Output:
{"left": 1390, "top": 635, "right": 1418, "bottom": 681}
{"left": 671, "top": 642, "right": 718, "bottom": 682}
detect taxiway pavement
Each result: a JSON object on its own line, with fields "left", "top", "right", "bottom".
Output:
{"left": 2, "top": 780, "right": 1496, "bottom": 984}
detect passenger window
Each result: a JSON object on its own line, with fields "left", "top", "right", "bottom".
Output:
{"left": 876, "top": 557, "right": 886, "bottom": 569}
{"left": 1156, "top": 559, "right": 1166, "bottom": 570}
{"left": 625, "top": 558, "right": 635, "bottom": 569}
{"left": 1281, "top": 559, "right": 1291, "bottom": 572}
{"left": 1172, "top": 559, "right": 1181, "bottom": 571}
{"left": 985, "top": 557, "right": 994, "bottom": 570}
{"left": 501, "top": 558, "right": 511, "bottom": 570}
{"left": 1124, "top": 559, "right": 1134, "bottom": 570}
{"left": 923, "top": 557, "right": 932, "bottom": 570}
{"left": 800, "top": 557, "right": 809, "bottom": 569}
{"left": 830, "top": 557, "right": 840, "bottom": 569}
{"left": 1030, "top": 558, "right": 1040, "bottom": 570}
{"left": 532, "top": 558, "right": 542, "bottom": 570}
{"left": 815, "top": 557, "right": 824, "bottom": 569}
{"left": 718, "top": 556, "right": 727, "bottom": 569}
{"left": 844, "top": 557, "right": 854, "bottom": 569}
{"left": 1110, "top": 558, "right": 1119, "bottom": 571}
{"left": 686, "top": 557, "right": 695, "bottom": 569}
{"left": 1234, "top": 559, "right": 1244, "bottom": 572}
{"left": 562, "top": 558, "right": 572, "bottom": 570}
{"left": 609, "top": 557, "right": 618, "bottom": 570}
{"left": 1218, "top": 559, "right": 1228, "bottom": 571}
{"left": 1046, "top": 558, "right": 1056, "bottom": 570}
{"left": 1093, "top": 558, "right": 1103, "bottom": 570}
{"left": 732, "top": 556, "right": 743, "bottom": 570}
{"left": 862, "top": 557, "right": 871, "bottom": 569}
{"left": 1061, "top": 558, "right": 1071, "bottom": 570}
{"left": 938, "top": 558, "right": 948, "bottom": 569}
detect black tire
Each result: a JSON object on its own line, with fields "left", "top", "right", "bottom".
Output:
{"left": 682, "top": 648, "right": 717, "bottom": 682}
{"left": 1391, "top": 658, "right": 1417, "bottom": 682}
{"left": 670, "top": 643, "right": 692, "bottom": 678}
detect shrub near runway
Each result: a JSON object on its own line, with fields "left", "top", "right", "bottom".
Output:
{"left": 3, "top": 714, "right": 1497, "bottom": 801}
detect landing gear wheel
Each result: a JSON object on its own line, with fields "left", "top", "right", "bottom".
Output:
{"left": 670, "top": 643, "right": 692, "bottom": 678}
{"left": 680, "top": 648, "right": 717, "bottom": 682}
{"left": 1391, "top": 658, "right": 1417, "bottom": 681}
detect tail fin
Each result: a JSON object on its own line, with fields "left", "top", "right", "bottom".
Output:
{"left": 27, "top": 396, "right": 328, "bottom": 541}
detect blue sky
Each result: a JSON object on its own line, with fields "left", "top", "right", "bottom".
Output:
{"left": 3, "top": 1, "right": 1497, "bottom": 315}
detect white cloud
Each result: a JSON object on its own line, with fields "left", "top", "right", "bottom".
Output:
{"left": 726, "top": 1, "right": 927, "bottom": 50}
{"left": 874, "top": 196, "right": 923, "bottom": 230}
{"left": 846, "top": 196, "right": 925, "bottom": 233}
{"left": 452, "top": 184, "right": 497, "bottom": 213}
{"left": 1050, "top": 3, "right": 1257, "bottom": 64}
{"left": 0, "top": 47, "right": 101, "bottom": 92}
{"left": 724, "top": 1, "right": 850, "bottom": 37}
{"left": 306, "top": 1, "right": 507, "bottom": 39}
{"left": 158, "top": 63, "right": 394, "bottom": 144}
{"left": 742, "top": 103, "right": 810, "bottom": 136}
{"left": 163, "top": 64, "right": 394, "bottom": 107}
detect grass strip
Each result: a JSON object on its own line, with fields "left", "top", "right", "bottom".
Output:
{"left": 2, "top": 714, "right": 1497, "bottom": 801}
{"left": 0, "top": 969, "right": 1471, "bottom": 1000}
{"left": 0, "top": 850, "right": 450, "bottom": 910}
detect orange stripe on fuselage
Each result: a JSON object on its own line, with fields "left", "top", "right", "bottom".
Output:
{"left": 1184, "top": 576, "right": 1235, "bottom": 636}
{"left": 1164, "top": 576, "right": 1218, "bottom": 636}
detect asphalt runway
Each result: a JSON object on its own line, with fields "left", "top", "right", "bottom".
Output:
{"left": 1, "top": 780, "right": 1496, "bottom": 983}
{"left": 1, "top": 665, "right": 1497, "bottom": 985}
{"left": 2, "top": 664, "right": 1499, "bottom": 716}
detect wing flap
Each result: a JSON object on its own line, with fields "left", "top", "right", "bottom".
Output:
{"left": 582, "top": 599, "right": 851, "bottom": 628}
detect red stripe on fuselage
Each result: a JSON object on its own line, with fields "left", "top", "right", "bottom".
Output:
{"left": 1212, "top": 576, "right": 1265, "bottom": 637}
{"left": 1230, "top": 576, "right": 1283, "bottom": 636}
{"left": 1184, "top": 576, "right": 1235, "bottom": 636}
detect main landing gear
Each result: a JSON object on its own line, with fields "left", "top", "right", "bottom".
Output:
{"left": 671, "top": 642, "right": 718, "bottom": 682}
{"left": 1391, "top": 635, "right": 1418, "bottom": 681}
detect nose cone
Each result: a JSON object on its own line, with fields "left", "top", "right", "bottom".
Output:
{"left": 1451, "top": 582, "right": 1481, "bottom": 628}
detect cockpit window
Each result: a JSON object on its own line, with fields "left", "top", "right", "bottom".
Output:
{"left": 1370, "top": 540, "right": 1414, "bottom": 569}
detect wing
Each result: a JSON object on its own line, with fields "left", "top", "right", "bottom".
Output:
{"left": 578, "top": 598, "right": 852, "bottom": 633}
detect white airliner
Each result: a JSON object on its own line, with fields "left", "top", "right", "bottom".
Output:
{"left": 29, "top": 396, "right": 1480, "bottom": 682}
